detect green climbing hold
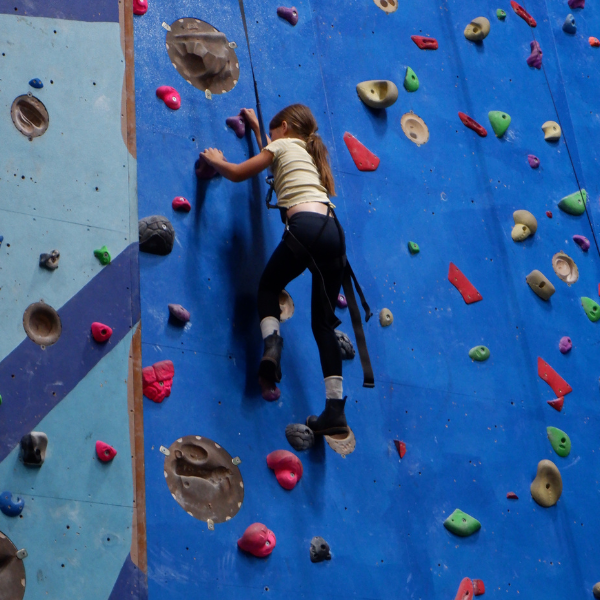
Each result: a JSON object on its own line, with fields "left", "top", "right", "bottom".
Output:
{"left": 469, "top": 346, "right": 490, "bottom": 361}
{"left": 488, "top": 111, "right": 511, "bottom": 137}
{"left": 581, "top": 297, "right": 600, "bottom": 322}
{"left": 444, "top": 508, "right": 481, "bottom": 537}
{"left": 0, "top": 395, "right": 2, "bottom": 405}
{"left": 558, "top": 189, "right": 587, "bottom": 216}
{"left": 408, "top": 241, "right": 420, "bottom": 254}
{"left": 403, "top": 67, "right": 419, "bottom": 92}
{"left": 497, "top": 8, "right": 506, "bottom": 19}
{"left": 94, "top": 245, "right": 111, "bottom": 266}
{"left": 547, "top": 426, "right": 571, "bottom": 457}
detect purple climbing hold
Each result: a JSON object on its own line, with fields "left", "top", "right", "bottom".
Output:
{"left": 568, "top": 0, "right": 584, "bottom": 9}
{"left": 527, "top": 154, "right": 540, "bottom": 169}
{"left": 168, "top": 303, "right": 190, "bottom": 323}
{"left": 195, "top": 156, "right": 217, "bottom": 180}
{"left": 277, "top": 6, "right": 299, "bottom": 26}
{"left": 226, "top": 114, "right": 246, "bottom": 138}
{"left": 573, "top": 235, "right": 590, "bottom": 251}
{"left": 337, "top": 294, "right": 347, "bottom": 309}
{"left": 559, "top": 336, "right": 572, "bottom": 354}
{"left": 527, "top": 41, "right": 542, "bottom": 69}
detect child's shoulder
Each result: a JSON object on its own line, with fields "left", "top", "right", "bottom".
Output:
{"left": 265, "top": 137, "right": 306, "bottom": 156}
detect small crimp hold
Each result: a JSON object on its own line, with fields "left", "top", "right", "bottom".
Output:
{"left": 94, "top": 245, "right": 111, "bottom": 265}
{"left": 510, "top": 0, "right": 537, "bottom": 26}
{"left": 411, "top": 35, "right": 438, "bottom": 50}
{"left": 29, "top": 78, "right": 43, "bottom": 89}
{"left": 458, "top": 112, "right": 487, "bottom": 137}
{"left": 277, "top": 6, "right": 298, "bottom": 26}
{"left": 573, "top": 235, "right": 590, "bottom": 251}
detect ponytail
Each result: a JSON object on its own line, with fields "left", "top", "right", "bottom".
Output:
{"left": 306, "top": 133, "right": 336, "bottom": 197}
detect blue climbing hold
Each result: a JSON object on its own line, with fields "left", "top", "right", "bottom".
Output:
{"left": 563, "top": 14, "right": 576, "bottom": 33}
{"left": 0, "top": 491, "right": 25, "bottom": 517}
{"left": 0, "top": 235, "right": 3, "bottom": 247}
{"left": 29, "top": 78, "right": 43, "bottom": 89}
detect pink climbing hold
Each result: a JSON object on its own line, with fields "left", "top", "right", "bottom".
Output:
{"left": 527, "top": 154, "right": 540, "bottom": 169}
{"left": 448, "top": 262, "right": 483, "bottom": 304}
{"left": 506, "top": 492, "right": 519, "bottom": 499}
{"left": 96, "top": 441, "right": 117, "bottom": 462}
{"left": 343, "top": 133, "right": 380, "bottom": 171}
{"left": 91, "top": 322, "right": 113, "bottom": 343}
{"left": 259, "top": 377, "right": 281, "bottom": 402}
{"left": 277, "top": 6, "right": 298, "bottom": 26}
{"left": 238, "top": 523, "right": 276, "bottom": 557}
{"left": 573, "top": 235, "right": 590, "bottom": 251}
{"left": 546, "top": 211, "right": 553, "bottom": 218}
{"left": 156, "top": 86, "right": 181, "bottom": 110}
{"left": 195, "top": 155, "right": 217, "bottom": 180}
{"left": 394, "top": 440, "right": 406, "bottom": 459}
{"left": 547, "top": 396, "right": 564, "bottom": 412}
{"left": 172, "top": 197, "right": 191, "bottom": 212}
{"left": 454, "top": 577, "right": 474, "bottom": 600}
{"left": 568, "top": 0, "right": 585, "bottom": 8}
{"left": 511, "top": 0, "right": 537, "bottom": 27}
{"left": 472, "top": 579, "right": 486, "bottom": 596}
{"left": 538, "top": 357, "right": 572, "bottom": 397}
{"left": 142, "top": 360, "right": 175, "bottom": 403}
{"left": 559, "top": 336, "right": 572, "bottom": 354}
{"left": 266, "top": 450, "right": 303, "bottom": 490}
{"left": 337, "top": 294, "right": 347, "bottom": 309}
{"left": 526, "top": 41, "right": 542, "bottom": 69}
{"left": 226, "top": 114, "right": 246, "bottom": 138}
{"left": 133, "top": 0, "right": 147, "bottom": 15}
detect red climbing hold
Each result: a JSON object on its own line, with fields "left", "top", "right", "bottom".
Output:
{"left": 96, "top": 441, "right": 117, "bottom": 462}
{"left": 511, "top": 1, "right": 537, "bottom": 26}
{"left": 454, "top": 577, "right": 474, "bottom": 600}
{"left": 91, "top": 322, "right": 113, "bottom": 343}
{"left": 394, "top": 440, "right": 406, "bottom": 458}
{"left": 547, "top": 397, "right": 564, "bottom": 412}
{"left": 448, "top": 263, "right": 483, "bottom": 304}
{"left": 133, "top": 0, "right": 147, "bottom": 15}
{"left": 472, "top": 579, "right": 486, "bottom": 596}
{"left": 590, "top": 37, "right": 600, "bottom": 47}
{"left": 458, "top": 112, "right": 488, "bottom": 137}
{"left": 156, "top": 86, "right": 181, "bottom": 110}
{"left": 506, "top": 492, "right": 519, "bottom": 499}
{"left": 172, "top": 197, "right": 191, "bottom": 212}
{"left": 266, "top": 450, "right": 303, "bottom": 490}
{"left": 343, "top": 132, "right": 380, "bottom": 172}
{"left": 142, "top": 359, "right": 175, "bottom": 403}
{"left": 546, "top": 211, "right": 553, "bottom": 218}
{"left": 411, "top": 35, "right": 439, "bottom": 50}
{"left": 238, "top": 523, "right": 276, "bottom": 557}
{"left": 538, "top": 357, "right": 572, "bottom": 397}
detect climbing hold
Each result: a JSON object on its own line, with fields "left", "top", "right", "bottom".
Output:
{"left": 594, "top": 583, "right": 600, "bottom": 599}
{"left": 372, "top": 0, "right": 398, "bottom": 13}
{"left": 448, "top": 263, "right": 483, "bottom": 304}
{"left": 531, "top": 459, "right": 562, "bottom": 507}
{"left": 581, "top": 297, "right": 600, "bottom": 322}
{"left": 454, "top": 578, "right": 474, "bottom": 600}
{"left": 563, "top": 14, "right": 576, "bottom": 33}
{"left": 226, "top": 114, "right": 246, "bottom": 138}
{"left": 11, "top": 94, "right": 49, "bottom": 139}
{"left": 443, "top": 508, "right": 481, "bottom": 537}
{"left": 0, "top": 235, "right": 3, "bottom": 248}
{"left": 546, "top": 211, "right": 552, "bottom": 218}
{"left": 285, "top": 423, "right": 315, "bottom": 451}
{"left": 379, "top": 308, "right": 393, "bottom": 327}
{"left": 511, "top": 210, "right": 537, "bottom": 242}
{"left": 547, "top": 397, "right": 564, "bottom": 412}
{"left": 547, "top": 426, "right": 571, "bottom": 457}
{"left": 408, "top": 241, "right": 420, "bottom": 254}
{"left": 259, "top": 377, "right": 281, "bottom": 402}
{"left": 277, "top": 6, "right": 298, "bottom": 25}
{"left": 542, "top": 120, "right": 561, "bottom": 141}
{"left": 488, "top": 111, "right": 511, "bottom": 137}
{"left": 335, "top": 330, "right": 355, "bottom": 360}
{"left": 310, "top": 537, "right": 331, "bottom": 563}
{"left": 506, "top": 492, "right": 519, "bottom": 499}
{"left": 29, "top": 78, "right": 43, "bottom": 89}
{"left": 497, "top": 8, "right": 506, "bottom": 19}
{"left": 527, "top": 154, "right": 540, "bottom": 168}
{"left": 168, "top": 303, "right": 190, "bottom": 323}
{"left": 401, "top": 112, "right": 429, "bottom": 146}
{"left": 142, "top": 359, "right": 175, "bottom": 403}
{"left": 510, "top": 0, "right": 537, "bottom": 26}
{"left": 552, "top": 252, "right": 579, "bottom": 285}
{"left": 172, "top": 197, "right": 191, "bottom": 212}
{"left": 559, "top": 336, "right": 572, "bottom": 353}
{"left": 394, "top": 440, "right": 406, "bottom": 458}
{"left": 569, "top": 0, "right": 585, "bottom": 8}
{"left": 558, "top": 189, "right": 586, "bottom": 215}
{"left": 139, "top": 215, "right": 175, "bottom": 255}
{"left": 337, "top": 294, "right": 347, "bottom": 309}
{"left": 526, "top": 270, "right": 555, "bottom": 301}
{"left": 156, "top": 86, "right": 181, "bottom": 110}
{"left": 411, "top": 35, "right": 438, "bottom": 50}
{"left": 39, "top": 249, "right": 60, "bottom": 270}
{"left": 468, "top": 346, "right": 490, "bottom": 361}
{"left": 133, "top": 0, "right": 147, "bottom": 15}
{"left": 195, "top": 155, "right": 218, "bottom": 179}
{"left": 20, "top": 432, "right": 48, "bottom": 467}
{"left": 266, "top": 450, "right": 303, "bottom": 490}
{"left": 343, "top": 132, "right": 380, "bottom": 171}
{"left": 573, "top": 235, "right": 590, "bottom": 251}
{"left": 279, "top": 290, "right": 295, "bottom": 323}
{"left": 538, "top": 357, "right": 573, "bottom": 397}
{"left": 458, "top": 112, "right": 488, "bottom": 137}
{"left": 464, "top": 17, "right": 491, "bottom": 42}
{"left": 94, "top": 245, "right": 111, "bottom": 265}
{"left": 238, "top": 523, "right": 276, "bottom": 557}
{"left": 325, "top": 428, "right": 356, "bottom": 456}
{"left": 23, "top": 301, "right": 62, "bottom": 347}
{"left": 96, "top": 441, "right": 117, "bottom": 462}
{"left": 472, "top": 579, "right": 485, "bottom": 596}
{"left": 91, "top": 322, "right": 113, "bottom": 343}
{"left": 527, "top": 41, "right": 543, "bottom": 69}
{"left": 0, "top": 492, "right": 24, "bottom": 517}
{"left": 590, "top": 37, "right": 600, "bottom": 47}
{"left": 403, "top": 68, "right": 419, "bottom": 92}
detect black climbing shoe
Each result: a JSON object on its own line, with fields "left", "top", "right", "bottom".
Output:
{"left": 258, "top": 332, "right": 283, "bottom": 383}
{"left": 306, "top": 398, "right": 349, "bottom": 436}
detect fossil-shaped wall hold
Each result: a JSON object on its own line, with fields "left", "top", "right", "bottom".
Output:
{"left": 11, "top": 94, "right": 49, "bottom": 139}
{"left": 552, "top": 251, "right": 578, "bottom": 284}
{"left": 23, "top": 301, "right": 61, "bottom": 347}
{"left": 401, "top": 112, "right": 429, "bottom": 145}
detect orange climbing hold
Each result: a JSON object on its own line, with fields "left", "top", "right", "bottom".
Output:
{"left": 411, "top": 35, "right": 438, "bottom": 50}
{"left": 547, "top": 397, "right": 564, "bottom": 412}
{"left": 448, "top": 263, "right": 483, "bottom": 304}
{"left": 589, "top": 37, "right": 600, "bottom": 47}
{"left": 472, "top": 579, "right": 486, "bottom": 595}
{"left": 454, "top": 577, "right": 474, "bottom": 600}
{"left": 510, "top": 1, "right": 537, "bottom": 26}
{"left": 538, "top": 357, "right": 572, "bottom": 397}
{"left": 394, "top": 440, "right": 406, "bottom": 458}
{"left": 343, "top": 132, "right": 380, "bottom": 171}
{"left": 458, "top": 112, "right": 488, "bottom": 137}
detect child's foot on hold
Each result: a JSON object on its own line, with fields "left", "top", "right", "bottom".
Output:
{"left": 306, "top": 398, "right": 349, "bottom": 435}
{"left": 259, "top": 376, "right": 281, "bottom": 402}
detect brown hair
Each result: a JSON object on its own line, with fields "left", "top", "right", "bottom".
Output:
{"left": 269, "top": 104, "right": 336, "bottom": 196}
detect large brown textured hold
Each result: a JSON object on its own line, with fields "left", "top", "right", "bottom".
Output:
{"left": 0, "top": 530, "right": 26, "bottom": 600}
{"left": 530, "top": 459, "right": 562, "bottom": 507}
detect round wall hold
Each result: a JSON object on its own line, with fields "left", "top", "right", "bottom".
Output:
{"left": 0, "top": 531, "right": 26, "bottom": 599}
{"left": 552, "top": 251, "right": 579, "bottom": 285}
{"left": 279, "top": 290, "right": 295, "bottom": 322}
{"left": 23, "top": 301, "right": 61, "bottom": 347}
{"left": 11, "top": 94, "right": 49, "bottom": 139}
{"left": 401, "top": 112, "right": 429, "bottom": 146}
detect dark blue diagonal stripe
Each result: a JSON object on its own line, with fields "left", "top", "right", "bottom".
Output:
{"left": 0, "top": 0, "right": 119, "bottom": 22}
{"left": 109, "top": 554, "right": 148, "bottom": 600}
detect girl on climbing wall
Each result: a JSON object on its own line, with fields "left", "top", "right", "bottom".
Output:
{"left": 200, "top": 104, "right": 351, "bottom": 436}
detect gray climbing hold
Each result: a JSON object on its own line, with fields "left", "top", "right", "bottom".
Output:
{"left": 139, "top": 215, "right": 175, "bottom": 255}
{"left": 310, "top": 537, "right": 331, "bottom": 562}
{"left": 39, "top": 250, "right": 60, "bottom": 270}
{"left": 20, "top": 432, "right": 48, "bottom": 467}
{"left": 285, "top": 423, "right": 315, "bottom": 451}
{"left": 593, "top": 582, "right": 600, "bottom": 599}
{"left": 335, "top": 330, "right": 355, "bottom": 360}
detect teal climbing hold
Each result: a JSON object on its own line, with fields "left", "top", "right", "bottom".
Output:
{"left": 469, "top": 346, "right": 490, "bottom": 361}
{"left": 94, "top": 246, "right": 111, "bottom": 265}
{"left": 497, "top": 8, "right": 507, "bottom": 19}
{"left": 488, "top": 111, "right": 511, "bottom": 137}
{"left": 403, "top": 67, "right": 419, "bottom": 92}
{"left": 547, "top": 426, "right": 571, "bottom": 457}
{"left": 558, "top": 189, "right": 587, "bottom": 216}
{"left": 408, "top": 241, "right": 420, "bottom": 254}
{"left": 443, "top": 508, "right": 481, "bottom": 537}
{"left": 581, "top": 297, "right": 600, "bottom": 322}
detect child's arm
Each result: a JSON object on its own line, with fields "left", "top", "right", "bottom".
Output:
{"left": 240, "top": 108, "right": 270, "bottom": 150}
{"left": 201, "top": 147, "right": 273, "bottom": 183}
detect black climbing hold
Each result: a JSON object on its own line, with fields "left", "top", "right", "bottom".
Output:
{"left": 39, "top": 249, "right": 60, "bottom": 270}
{"left": 285, "top": 423, "right": 315, "bottom": 451}
{"left": 20, "top": 432, "right": 48, "bottom": 467}
{"left": 335, "top": 330, "right": 355, "bottom": 360}
{"left": 138, "top": 215, "right": 175, "bottom": 255}
{"left": 29, "top": 78, "right": 43, "bottom": 89}
{"left": 310, "top": 536, "right": 331, "bottom": 563}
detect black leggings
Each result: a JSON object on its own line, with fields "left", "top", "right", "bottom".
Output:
{"left": 258, "top": 211, "right": 345, "bottom": 378}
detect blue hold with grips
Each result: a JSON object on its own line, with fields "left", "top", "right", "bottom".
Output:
{"left": 29, "top": 78, "right": 44, "bottom": 89}
{"left": 0, "top": 491, "right": 25, "bottom": 517}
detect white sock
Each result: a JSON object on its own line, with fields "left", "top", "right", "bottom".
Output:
{"left": 260, "top": 316, "right": 280, "bottom": 339}
{"left": 324, "top": 376, "right": 343, "bottom": 399}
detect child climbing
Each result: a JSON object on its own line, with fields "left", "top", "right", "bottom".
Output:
{"left": 200, "top": 104, "right": 372, "bottom": 436}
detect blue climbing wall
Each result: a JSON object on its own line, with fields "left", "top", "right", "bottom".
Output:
{"left": 135, "top": 0, "right": 600, "bottom": 598}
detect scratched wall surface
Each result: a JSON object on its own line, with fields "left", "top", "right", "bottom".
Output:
{"left": 135, "top": 0, "right": 600, "bottom": 598}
